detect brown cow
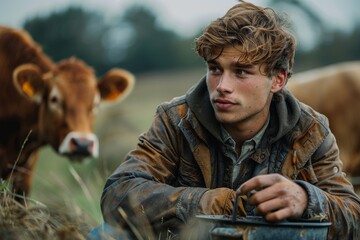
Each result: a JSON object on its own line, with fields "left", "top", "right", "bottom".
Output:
{"left": 287, "top": 61, "right": 360, "bottom": 189}
{"left": 0, "top": 26, "right": 135, "bottom": 200}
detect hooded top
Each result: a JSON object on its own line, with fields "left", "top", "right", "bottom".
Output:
{"left": 101, "top": 76, "right": 360, "bottom": 239}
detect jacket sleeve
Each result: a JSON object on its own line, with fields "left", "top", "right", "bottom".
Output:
{"left": 296, "top": 130, "right": 360, "bottom": 239}
{"left": 100, "top": 105, "right": 242, "bottom": 235}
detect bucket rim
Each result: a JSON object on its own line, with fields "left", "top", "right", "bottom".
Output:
{"left": 195, "top": 215, "right": 332, "bottom": 228}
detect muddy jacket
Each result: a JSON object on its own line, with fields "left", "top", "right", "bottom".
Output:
{"left": 101, "top": 77, "right": 360, "bottom": 239}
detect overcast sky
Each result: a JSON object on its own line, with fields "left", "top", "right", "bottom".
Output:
{"left": 1, "top": 0, "right": 359, "bottom": 47}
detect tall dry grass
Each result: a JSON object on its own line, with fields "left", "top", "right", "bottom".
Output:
{"left": 0, "top": 183, "right": 92, "bottom": 240}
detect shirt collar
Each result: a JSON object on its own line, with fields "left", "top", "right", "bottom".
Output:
{"left": 221, "top": 115, "right": 270, "bottom": 150}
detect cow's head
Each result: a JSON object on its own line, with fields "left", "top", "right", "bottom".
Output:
{"left": 12, "top": 58, "right": 134, "bottom": 161}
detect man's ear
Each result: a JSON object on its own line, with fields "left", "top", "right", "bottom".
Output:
{"left": 271, "top": 70, "right": 287, "bottom": 93}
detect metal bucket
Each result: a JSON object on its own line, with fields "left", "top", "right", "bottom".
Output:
{"left": 195, "top": 215, "right": 331, "bottom": 240}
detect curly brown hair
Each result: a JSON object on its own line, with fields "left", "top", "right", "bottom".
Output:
{"left": 195, "top": 1, "right": 296, "bottom": 80}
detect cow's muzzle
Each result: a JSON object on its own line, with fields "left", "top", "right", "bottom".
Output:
{"left": 58, "top": 132, "right": 99, "bottom": 160}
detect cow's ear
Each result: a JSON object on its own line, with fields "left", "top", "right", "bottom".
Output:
{"left": 13, "top": 64, "right": 46, "bottom": 103}
{"left": 98, "top": 68, "right": 135, "bottom": 102}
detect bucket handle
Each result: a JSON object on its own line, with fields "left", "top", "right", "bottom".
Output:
{"left": 231, "top": 193, "right": 240, "bottom": 222}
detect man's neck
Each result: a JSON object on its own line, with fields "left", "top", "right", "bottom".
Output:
{"left": 225, "top": 113, "right": 270, "bottom": 147}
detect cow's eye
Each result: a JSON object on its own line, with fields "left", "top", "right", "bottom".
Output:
{"left": 48, "top": 87, "right": 63, "bottom": 112}
{"left": 50, "top": 95, "right": 59, "bottom": 104}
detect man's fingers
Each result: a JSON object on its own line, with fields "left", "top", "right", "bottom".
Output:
{"left": 248, "top": 186, "right": 280, "bottom": 205}
{"left": 237, "top": 174, "right": 284, "bottom": 195}
{"left": 255, "top": 197, "right": 286, "bottom": 215}
{"left": 263, "top": 208, "right": 291, "bottom": 222}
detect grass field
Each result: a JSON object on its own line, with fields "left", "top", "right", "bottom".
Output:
{"left": 30, "top": 68, "right": 205, "bottom": 226}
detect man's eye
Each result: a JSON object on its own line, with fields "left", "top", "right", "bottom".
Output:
{"left": 236, "top": 69, "right": 247, "bottom": 75}
{"left": 208, "top": 66, "right": 221, "bottom": 73}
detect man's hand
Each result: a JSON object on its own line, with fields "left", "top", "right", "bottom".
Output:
{"left": 237, "top": 174, "right": 308, "bottom": 222}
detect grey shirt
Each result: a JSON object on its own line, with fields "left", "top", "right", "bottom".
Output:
{"left": 220, "top": 116, "right": 270, "bottom": 183}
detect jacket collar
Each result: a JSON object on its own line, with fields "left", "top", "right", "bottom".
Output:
{"left": 266, "top": 88, "right": 302, "bottom": 143}
{"left": 185, "top": 76, "right": 223, "bottom": 143}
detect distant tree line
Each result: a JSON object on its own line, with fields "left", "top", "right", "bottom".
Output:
{"left": 22, "top": 4, "right": 360, "bottom": 78}
{"left": 295, "top": 28, "right": 360, "bottom": 72}
{"left": 23, "top": 6, "right": 203, "bottom": 77}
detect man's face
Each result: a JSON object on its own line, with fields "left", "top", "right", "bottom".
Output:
{"left": 206, "top": 45, "right": 284, "bottom": 128}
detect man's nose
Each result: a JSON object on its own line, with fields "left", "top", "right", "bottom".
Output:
{"left": 216, "top": 73, "right": 233, "bottom": 93}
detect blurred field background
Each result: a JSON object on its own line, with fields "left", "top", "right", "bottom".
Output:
{"left": 1, "top": 0, "right": 360, "bottom": 234}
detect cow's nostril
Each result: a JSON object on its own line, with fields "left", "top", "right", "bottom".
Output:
{"left": 70, "top": 138, "right": 93, "bottom": 157}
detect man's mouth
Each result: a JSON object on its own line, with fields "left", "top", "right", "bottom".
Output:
{"left": 214, "top": 98, "right": 235, "bottom": 110}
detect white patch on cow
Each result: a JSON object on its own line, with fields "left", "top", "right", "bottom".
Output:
{"left": 92, "top": 92, "right": 101, "bottom": 115}
{"left": 59, "top": 132, "right": 99, "bottom": 158}
{"left": 48, "top": 86, "right": 63, "bottom": 113}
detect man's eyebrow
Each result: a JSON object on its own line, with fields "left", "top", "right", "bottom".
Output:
{"left": 206, "top": 60, "right": 218, "bottom": 65}
{"left": 206, "top": 59, "right": 255, "bottom": 69}
{"left": 233, "top": 62, "right": 254, "bottom": 69}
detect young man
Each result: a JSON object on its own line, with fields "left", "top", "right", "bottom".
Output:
{"left": 100, "top": 1, "right": 360, "bottom": 239}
